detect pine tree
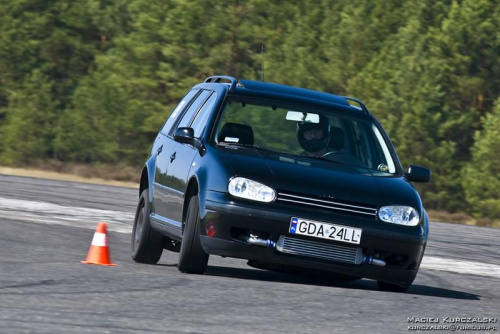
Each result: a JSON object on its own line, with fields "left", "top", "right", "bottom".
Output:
{"left": 0, "top": 70, "right": 58, "bottom": 164}
{"left": 462, "top": 98, "right": 500, "bottom": 220}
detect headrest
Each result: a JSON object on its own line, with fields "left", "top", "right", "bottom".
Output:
{"left": 218, "top": 122, "right": 254, "bottom": 145}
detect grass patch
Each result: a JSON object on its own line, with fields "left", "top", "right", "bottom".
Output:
{"left": 0, "top": 160, "right": 139, "bottom": 188}
{"left": 427, "top": 210, "right": 499, "bottom": 228}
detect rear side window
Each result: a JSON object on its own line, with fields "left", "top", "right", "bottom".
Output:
{"left": 161, "top": 89, "right": 199, "bottom": 134}
{"left": 191, "top": 93, "right": 217, "bottom": 138}
{"left": 171, "top": 90, "right": 211, "bottom": 134}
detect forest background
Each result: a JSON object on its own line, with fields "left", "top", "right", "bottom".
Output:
{"left": 0, "top": 0, "right": 499, "bottom": 225}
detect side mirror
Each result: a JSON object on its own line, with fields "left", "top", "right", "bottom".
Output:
{"left": 173, "top": 127, "right": 195, "bottom": 145}
{"left": 405, "top": 165, "right": 431, "bottom": 183}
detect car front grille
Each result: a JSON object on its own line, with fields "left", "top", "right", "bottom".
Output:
{"left": 276, "top": 192, "right": 377, "bottom": 218}
{"left": 276, "top": 236, "right": 363, "bottom": 265}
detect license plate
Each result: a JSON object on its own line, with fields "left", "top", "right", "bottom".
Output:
{"left": 289, "top": 217, "right": 362, "bottom": 245}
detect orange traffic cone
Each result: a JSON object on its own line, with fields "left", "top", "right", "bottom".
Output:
{"left": 81, "top": 222, "right": 116, "bottom": 266}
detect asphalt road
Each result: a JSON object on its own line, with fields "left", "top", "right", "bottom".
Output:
{"left": 0, "top": 174, "right": 499, "bottom": 333}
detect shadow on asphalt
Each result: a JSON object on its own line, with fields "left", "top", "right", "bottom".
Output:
{"left": 406, "top": 284, "right": 480, "bottom": 300}
{"left": 204, "top": 265, "right": 480, "bottom": 300}
{"left": 156, "top": 263, "right": 178, "bottom": 267}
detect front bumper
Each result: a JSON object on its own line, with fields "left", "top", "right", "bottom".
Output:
{"left": 201, "top": 191, "right": 426, "bottom": 285}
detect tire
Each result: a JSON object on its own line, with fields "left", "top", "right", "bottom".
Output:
{"left": 377, "top": 280, "right": 412, "bottom": 293}
{"left": 131, "top": 190, "right": 163, "bottom": 264}
{"left": 178, "top": 196, "right": 209, "bottom": 274}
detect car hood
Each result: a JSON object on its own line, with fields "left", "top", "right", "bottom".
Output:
{"left": 216, "top": 146, "right": 421, "bottom": 209}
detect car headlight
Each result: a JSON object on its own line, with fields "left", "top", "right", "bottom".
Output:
{"left": 378, "top": 206, "right": 419, "bottom": 226}
{"left": 228, "top": 177, "right": 275, "bottom": 202}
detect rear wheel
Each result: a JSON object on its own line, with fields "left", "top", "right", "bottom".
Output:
{"left": 131, "top": 190, "right": 163, "bottom": 264}
{"left": 178, "top": 196, "right": 209, "bottom": 274}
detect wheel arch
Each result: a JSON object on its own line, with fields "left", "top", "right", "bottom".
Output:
{"left": 183, "top": 176, "right": 200, "bottom": 225}
{"left": 140, "top": 154, "right": 157, "bottom": 202}
{"left": 140, "top": 168, "right": 148, "bottom": 195}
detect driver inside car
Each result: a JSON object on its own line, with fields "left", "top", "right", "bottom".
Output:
{"left": 297, "top": 113, "right": 331, "bottom": 157}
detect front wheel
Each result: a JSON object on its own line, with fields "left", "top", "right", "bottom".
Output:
{"left": 178, "top": 196, "right": 209, "bottom": 274}
{"left": 131, "top": 190, "right": 163, "bottom": 264}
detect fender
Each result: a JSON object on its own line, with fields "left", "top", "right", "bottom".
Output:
{"left": 423, "top": 209, "right": 430, "bottom": 241}
{"left": 182, "top": 156, "right": 206, "bottom": 221}
{"left": 187, "top": 146, "right": 232, "bottom": 222}
{"left": 193, "top": 168, "right": 208, "bottom": 220}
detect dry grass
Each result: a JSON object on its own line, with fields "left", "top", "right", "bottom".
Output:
{"left": 0, "top": 161, "right": 139, "bottom": 188}
{"left": 427, "top": 210, "right": 499, "bottom": 228}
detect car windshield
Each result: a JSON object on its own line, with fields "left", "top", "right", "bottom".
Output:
{"left": 214, "top": 98, "right": 397, "bottom": 174}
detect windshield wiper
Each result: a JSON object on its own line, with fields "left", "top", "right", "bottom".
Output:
{"left": 218, "top": 142, "right": 276, "bottom": 153}
{"left": 303, "top": 155, "right": 345, "bottom": 164}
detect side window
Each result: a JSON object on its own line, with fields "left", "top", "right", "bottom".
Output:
{"left": 161, "top": 89, "right": 199, "bottom": 134}
{"left": 171, "top": 90, "right": 211, "bottom": 134}
{"left": 190, "top": 93, "right": 217, "bottom": 138}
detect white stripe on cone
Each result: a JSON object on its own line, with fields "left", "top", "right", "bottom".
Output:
{"left": 91, "top": 232, "right": 108, "bottom": 247}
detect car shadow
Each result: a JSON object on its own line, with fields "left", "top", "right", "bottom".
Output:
{"left": 155, "top": 263, "right": 178, "bottom": 267}
{"left": 203, "top": 265, "right": 480, "bottom": 300}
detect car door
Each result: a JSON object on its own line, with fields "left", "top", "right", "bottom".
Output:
{"left": 163, "top": 91, "right": 218, "bottom": 223}
{"left": 154, "top": 89, "right": 212, "bottom": 222}
{"left": 152, "top": 89, "right": 200, "bottom": 218}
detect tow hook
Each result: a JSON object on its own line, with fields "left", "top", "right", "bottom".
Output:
{"left": 247, "top": 235, "right": 276, "bottom": 248}
{"left": 363, "top": 255, "right": 386, "bottom": 267}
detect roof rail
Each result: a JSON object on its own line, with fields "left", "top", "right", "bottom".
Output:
{"left": 204, "top": 76, "right": 239, "bottom": 92}
{"left": 344, "top": 97, "right": 369, "bottom": 114}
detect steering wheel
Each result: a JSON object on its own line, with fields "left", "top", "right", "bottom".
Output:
{"left": 321, "top": 151, "right": 342, "bottom": 159}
